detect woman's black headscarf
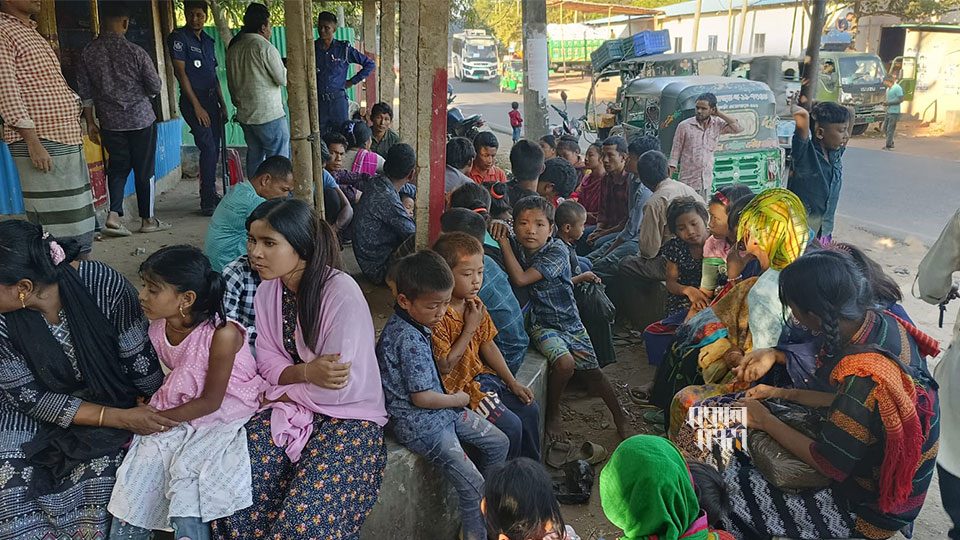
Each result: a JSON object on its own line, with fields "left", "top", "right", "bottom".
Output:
{"left": 6, "top": 262, "right": 140, "bottom": 496}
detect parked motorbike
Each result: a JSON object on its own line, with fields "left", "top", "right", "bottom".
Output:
{"left": 550, "top": 90, "right": 580, "bottom": 139}
{"left": 447, "top": 84, "right": 485, "bottom": 140}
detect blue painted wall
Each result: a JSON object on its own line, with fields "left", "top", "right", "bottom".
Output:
{"left": 0, "top": 118, "right": 183, "bottom": 215}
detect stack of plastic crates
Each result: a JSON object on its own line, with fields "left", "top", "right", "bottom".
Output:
{"left": 591, "top": 39, "right": 625, "bottom": 72}
{"left": 625, "top": 30, "right": 670, "bottom": 58}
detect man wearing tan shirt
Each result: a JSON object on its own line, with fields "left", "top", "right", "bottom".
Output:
{"left": 226, "top": 2, "right": 288, "bottom": 177}
{"left": 667, "top": 92, "right": 742, "bottom": 199}
{"left": 619, "top": 150, "right": 703, "bottom": 282}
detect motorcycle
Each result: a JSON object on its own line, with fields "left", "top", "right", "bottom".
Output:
{"left": 549, "top": 90, "right": 580, "bottom": 140}
{"left": 447, "top": 84, "right": 485, "bottom": 141}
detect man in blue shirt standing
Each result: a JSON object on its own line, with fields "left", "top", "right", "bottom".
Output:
{"left": 169, "top": 0, "right": 226, "bottom": 216}
{"left": 883, "top": 75, "right": 905, "bottom": 151}
{"left": 315, "top": 11, "right": 375, "bottom": 135}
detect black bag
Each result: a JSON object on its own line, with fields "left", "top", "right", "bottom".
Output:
{"left": 575, "top": 282, "right": 617, "bottom": 367}
{"left": 575, "top": 282, "right": 615, "bottom": 323}
{"left": 747, "top": 398, "right": 830, "bottom": 492}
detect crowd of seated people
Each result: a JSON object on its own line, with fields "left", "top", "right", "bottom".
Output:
{"left": 1, "top": 116, "right": 949, "bottom": 540}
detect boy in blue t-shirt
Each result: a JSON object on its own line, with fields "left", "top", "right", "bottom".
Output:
{"left": 491, "top": 196, "right": 629, "bottom": 443}
{"left": 376, "top": 251, "right": 509, "bottom": 540}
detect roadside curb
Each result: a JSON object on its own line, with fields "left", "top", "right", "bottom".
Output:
{"left": 487, "top": 122, "right": 513, "bottom": 136}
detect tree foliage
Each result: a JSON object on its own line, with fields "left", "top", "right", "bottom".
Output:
{"left": 455, "top": 0, "right": 674, "bottom": 50}
{"left": 849, "top": 0, "right": 960, "bottom": 20}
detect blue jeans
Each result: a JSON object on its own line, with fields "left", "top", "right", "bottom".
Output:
{"left": 405, "top": 409, "right": 509, "bottom": 540}
{"left": 110, "top": 515, "right": 208, "bottom": 540}
{"left": 589, "top": 238, "right": 638, "bottom": 280}
{"left": 577, "top": 256, "right": 593, "bottom": 272}
{"left": 512, "top": 126, "right": 522, "bottom": 142}
{"left": 240, "top": 116, "right": 290, "bottom": 178}
{"left": 477, "top": 373, "right": 541, "bottom": 462}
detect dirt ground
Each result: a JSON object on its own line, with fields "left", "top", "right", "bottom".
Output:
{"left": 91, "top": 174, "right": 954, "bottom": 540}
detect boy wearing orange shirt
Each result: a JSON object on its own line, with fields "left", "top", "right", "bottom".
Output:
{"left": 431, "top": 233, "right": 541, "bottom": 460}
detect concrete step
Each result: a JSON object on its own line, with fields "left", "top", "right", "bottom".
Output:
{"left": 360, "top": 350, "right": 549, "bottom": 539}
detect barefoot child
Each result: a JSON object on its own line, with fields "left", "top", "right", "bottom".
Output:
{"left": 483, "top": 458, "right": 582, "bottom": 540}
{"left": 492, "top": 196, "right": 629, "bottom": 444}
{"left": 109, "top": 246, "right": 265, "bottom": 538}
{"left": 377, "top": 251, "right": 509, "bottom": 540}
{"left": 662, "top": 197, "right": 709, "bottom": 316}
{"left": 431, "top": 233, "right": 541, "bottom": 460}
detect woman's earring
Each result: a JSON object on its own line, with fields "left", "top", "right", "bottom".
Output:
{"left": 178, "top": 305, "right": 186, "bottom": 319}
{"left": 18, "top": 292, "right": 26, "bottom": 309}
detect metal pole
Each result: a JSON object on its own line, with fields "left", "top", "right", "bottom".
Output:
{"left": 789, "top": 0, "right": 800, "bottom": 54}
{"left": 800, "top": 0, "right": 826, "bottom": 109}
{"left": 521, "top": 0, "right": 549, "bottom": 140}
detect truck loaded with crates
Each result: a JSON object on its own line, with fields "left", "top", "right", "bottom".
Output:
{"left": 545, "top": 23, "right": 609, "bottom": 72}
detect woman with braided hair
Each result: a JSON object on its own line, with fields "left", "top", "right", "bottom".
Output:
{"left": 725, "top": 249, "right": 939, "bottom": 539}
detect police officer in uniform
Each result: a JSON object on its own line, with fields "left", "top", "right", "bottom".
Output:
{"left": 315, "top": 11, "right": 375, "bottom": 136}
{"left": 169, "top": 0, "right": 227, "bottom": 216}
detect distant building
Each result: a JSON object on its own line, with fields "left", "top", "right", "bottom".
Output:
{"left": 586, "top": 0, "right": 897, "bottom": 58}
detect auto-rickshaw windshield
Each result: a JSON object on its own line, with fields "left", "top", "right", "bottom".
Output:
{"left": 838, "top": 56, "right": 884, "bottom": 85}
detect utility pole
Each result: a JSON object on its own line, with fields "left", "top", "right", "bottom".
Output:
{"left": 800, "top": 0, "right": 826, "bottom": 109}
{"left": 521, "top": 0, "right": 549, "bottom": 140}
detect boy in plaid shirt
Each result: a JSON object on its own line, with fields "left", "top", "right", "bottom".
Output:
{"left": 491, "top": 196, "right": 629, "bottom": 443}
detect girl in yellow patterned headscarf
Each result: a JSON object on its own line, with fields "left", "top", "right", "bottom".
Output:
{"left": 736, "top": 188, "right": 810, "bottom": 271}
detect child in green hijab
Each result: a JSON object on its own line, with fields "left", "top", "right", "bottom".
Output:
{"left": 599, "top": 435, "right": 734, "bottom": 540}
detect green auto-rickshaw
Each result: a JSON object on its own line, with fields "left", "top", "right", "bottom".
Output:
{"left": 616, "top": 75, "right": 785, "bottom": 192}
{"left": 499, "top": 59, "right": 523, "bottom": 94}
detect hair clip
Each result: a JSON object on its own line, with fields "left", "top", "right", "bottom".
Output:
{"left": 489, "top": 186, "right": 504, "bottom": 200}
{"left": 473, "top": 207, "right": 488, "bottom": 214}
{"left": 714, "top": 192, "right": 730, "bottom": 206}
{"left": 42, "top": 232, "right": 65, "bottom": 265}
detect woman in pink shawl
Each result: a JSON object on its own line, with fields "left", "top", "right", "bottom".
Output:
{"left": 343, "top": 121, "right": 385, "bottom": 176}
{"left": 212, "top": 199, "right": 387, "bottom": 539}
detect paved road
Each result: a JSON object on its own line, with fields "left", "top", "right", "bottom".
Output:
{"left": 837, "top": 147, "right": 957, "bottom": 243}
{"left": 449, "top": 78, "right": 959, "bottom": 243}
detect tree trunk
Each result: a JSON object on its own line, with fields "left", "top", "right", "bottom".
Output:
{"left": 208, "top": 0, "right": 235, "bottom": 47}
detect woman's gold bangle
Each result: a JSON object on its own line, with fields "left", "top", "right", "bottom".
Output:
{"left": 98, "top": 406, "right": 106, "bottom": 428}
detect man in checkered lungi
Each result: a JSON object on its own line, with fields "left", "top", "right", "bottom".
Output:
{"left": 0, "top": 0, "right": 96, "bottom": 256}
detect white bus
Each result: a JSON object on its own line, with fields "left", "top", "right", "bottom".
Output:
{"left": 452, "top": 30, "right": 499, "bottom": 81}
